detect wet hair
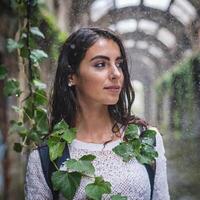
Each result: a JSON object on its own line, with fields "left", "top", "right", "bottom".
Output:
{"left": 49, "top": 27, "right": 147, "bottom": 132}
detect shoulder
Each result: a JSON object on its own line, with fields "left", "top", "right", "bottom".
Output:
{"left": 147, "top": 126, "right": 166, "bottom": 156}
{"left": 27, "top": 149, "right": 41, "bottom": 168}
{"left": 28, "top": 144, "right": 48, "bottom": 164}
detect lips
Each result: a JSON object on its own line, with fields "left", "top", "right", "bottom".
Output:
{"left": 104, "top": 85, "right": 121, "bottom": 92}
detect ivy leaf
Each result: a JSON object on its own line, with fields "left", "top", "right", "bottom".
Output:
{"left": 9, "top": 120, "right": 28, "bottom": 136}
{"left": 33, "top": 79, "right": 47, "bottom": 89}
{"left": 47, "top": 137, "right": 65, "bottom": 161}
{"left": 53, "top": 120, "right": 76, "bottom": 144}
{"left": 53, "top": 119, "right": 69, "bottom": 131}
{"left": 61, "top": 128, "right": 76, "bottom": 144}
{"left": 66, "top": 154, "right": 96, "bottom": 175}
{"left": 3, "top": 79, "right": 21, "bottom": 96}
{"left": 30, "top": 49, "right": 48, "bottom": 63}
{"left": 111, "top": 194, "right": 128, "bottom": 200}
{"left": 113, "top": 142, "right": 135, "bottom": 162}
{"left": 138, "top": 145, "right": 158, "bottom": 164}
{"left": 28, "top": 131, "right": 41, "bottom": 143}
{"left": 142, "top": 129, "right": 157, "bottom": 138}
{"left": 34, "top": 108, "right": 48, "bottom": 133}
{"left": 85, "top": 176, "right": 111, "bottom": 200}
{"left": 125, "top": 124, "right": 139, "bottom": 140}
{"left": 34, "top": 88, "right": 47, "bottom": 106}
{"left": 0, "top": 65, "right": 7, "bottom": 80}
{"left": 131, "top": 139, "right": 141, "bottom": 156}
{"left": 141, "top": 137, "right": 154, "bottom": 146}
{"left": 7, "top": 38, "right": 23, "bottom": 52}
{"left": 30, "top": 27, "right": 45, "bottom": 38}
{"left": 13, "top": 142, "right": 23, "bottom": 153}
{"left": 136, "top": 154, "right": 153, "bottom": 165}
{"left": 80, "top": 154, "right": 96, "bottom": 161}
{"left": 52, "top": 171, "right": 81, "bottom": 200}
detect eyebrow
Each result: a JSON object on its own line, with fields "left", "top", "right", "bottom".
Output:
{"left": 90, "top": 55, "right": 123, "bottom": 62}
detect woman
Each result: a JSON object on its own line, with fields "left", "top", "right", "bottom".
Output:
{"left": 25, "top": 27, "right": 170, "bottom": 200}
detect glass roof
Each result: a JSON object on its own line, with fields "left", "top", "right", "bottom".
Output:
{"left": 90, "top": 0, "right": 197, "bottom": 60}
{"left": 138, "top": 19, "right": 158, "bottom": 35}
{"left": 123, "top": 39, "right": 136, "bottom": 48}
{"left": 143, "top": 0, "right": 171, "bottom": 11}
{"left": 90, "top": 0, "right": 197, "bottom": 25}
{"left": 157, "top": 28, "right": 176, "bottom": 48}
{"left": 115, "top": 0, "right": 140, "bottom": 8}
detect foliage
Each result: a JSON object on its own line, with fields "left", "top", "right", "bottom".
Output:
{"left": 113, "top": 124, "right": 158, "bottom": 164}
{"left": 2, "top": 1, "right": 159, "bottom": 199}
{"left": 156, "top": 52, "right": 200, "bottom": 138}
{"left": 85, "top": 176, "right": 112, "bottom": 200}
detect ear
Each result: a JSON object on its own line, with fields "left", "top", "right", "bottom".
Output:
{"left": 68, "top": 74, "right": 78, "bottom": 86}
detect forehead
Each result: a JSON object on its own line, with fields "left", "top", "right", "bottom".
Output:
{"left": 84, "top": 38, "right": 121, "bottom": 59}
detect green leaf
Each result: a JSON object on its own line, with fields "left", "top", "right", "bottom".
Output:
{"left": 52, "top": 171, "right": 81, "bottom": 200}
{"left": 113, "top": 142, "right": 135, "bottom": 162}
{"left": 53, "top": 120, "right": 76, "bottom": 144}
{"left": 125, "top": 124, "right": 139, "bottom": 140}
{"left": 23, "top": 99, "right": 34, "bottom": 119}
{"left": 136, "top": 154, "right": 153, "bottom": 165}
{"left": 141, "top": 137, "right": 154, "bottom": 146}
{"left": 66, "top": 155, "right": 95, "bottom": 175}
{"left": 47, "top": 137, "right": 65, "bottom": 161}
{"left": 30, "top": 27, "right": 45, "bottom": 38}
{"left": 28, "top": 131, "right": 41, "bottom": 143}
{"left": 7, "top": 38, "right": 24, "bottom": 52}
{"left": 34, "top": 88, "right": 47, "bottom": 106}
{"left": 0, "top": 65, "right": 7, "bottom": 80}
{"left": 137, "top": 145, "right": 158, "bottom": 164}
{"left": 9, "top": 120, "right": 27, "bottom": 136}
{"left": 111, "top": 194, "right": 128, "bottom": 200}
{"left": 34, "top": 108, "right": 48, "bottom": 132}
{"left": 61, "top": 129, "right": 76, "bottom": 144}
{"left": 53, "top": 119, "right": 69, "bottom": 131}
{"left": 80, "top": 154, "right": 96, "bottom": 161}
{"left": 30, "top": 49, "right": 48, "bottom": 63}
{"left": 13, "top": 142, "right": 23, "bottom": 153}
{"left": 3, "top": 79, "right": 21, "bottom": 96}
{"left": 142, "top": 129, "right": 157, "bottom": 138}
{"left": 85, "top": 176, "right": 111, "bottom": 200}
{"left": 33, "top": 79, "right": 47, "bottom": 89}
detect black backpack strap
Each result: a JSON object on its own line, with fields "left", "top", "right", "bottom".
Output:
{"left": 38, "top": 144, "right": 70, "bottom": 200}
{"left": 145, "top": 162, "right": 156, "bottom": 200}
{"left": 139, "top": 125, "right": 157, "bottom": 200}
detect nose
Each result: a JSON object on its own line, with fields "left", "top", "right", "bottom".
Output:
{"left": 109, "top": 64, "right": 122, "bottom": 80}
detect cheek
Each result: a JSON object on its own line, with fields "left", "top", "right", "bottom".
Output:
{"left": 77, "top": 72, "right": 104, "bottom": 92}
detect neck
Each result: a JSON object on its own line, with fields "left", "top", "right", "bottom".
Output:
{"left": 75, "top": 104, "right": 115, "bottom": 143}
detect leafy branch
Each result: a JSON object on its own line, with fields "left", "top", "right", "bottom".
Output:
{"left": 113, "top": 124, "right": 158, "bottom": 164}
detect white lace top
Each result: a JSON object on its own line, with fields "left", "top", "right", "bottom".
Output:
{"left": 25, "top": 129, "right": 170, "bottom": 200}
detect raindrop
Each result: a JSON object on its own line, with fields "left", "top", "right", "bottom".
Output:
{"left": 70, "top": 44, "right": 75, "bottom": 49}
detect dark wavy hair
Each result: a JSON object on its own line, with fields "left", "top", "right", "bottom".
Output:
{"left": 49, "top": 27, "right": 147, "bottom": 132}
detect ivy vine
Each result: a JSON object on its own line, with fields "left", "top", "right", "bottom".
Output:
{"left": 1, "top": 1, "right": 158, "bottom": 200}
{"left": 156, "top": 52, "right": 200, "bottom": 138}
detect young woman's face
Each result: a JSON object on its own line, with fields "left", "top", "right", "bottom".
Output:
{"left": 72, "top": 38, "right": 124, "bottom": 107}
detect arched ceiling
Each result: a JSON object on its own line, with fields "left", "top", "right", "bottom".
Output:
{"left": 69, "top": 0, "right": 200, "bottom": 76}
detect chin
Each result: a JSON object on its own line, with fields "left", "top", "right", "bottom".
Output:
{"left": 105, "top": 99, "right": 119, "bottom": 105}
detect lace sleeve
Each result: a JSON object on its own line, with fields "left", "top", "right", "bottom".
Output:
{"left": 152, "top": 128, "right": 170, "bottom": 200}
{"left": 24, "top": 150, "right": 53, "bottom": 200}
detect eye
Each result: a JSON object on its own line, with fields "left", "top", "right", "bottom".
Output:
{"left": 116, "top": 59, "right": 124, "bottom": 68}
{"left": 94, "top": 61, "right": 106, "bottom": 68}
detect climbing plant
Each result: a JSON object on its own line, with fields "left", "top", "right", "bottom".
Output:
{"left": 0, "top": 1, "right": 158, "bottom": 199}
{"left": 156, "top": 52, "right": 200, "bottom": 138}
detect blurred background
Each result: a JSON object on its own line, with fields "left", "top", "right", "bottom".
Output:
{"left": 0, "top": 0, "right": 200, "bottom": 199}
